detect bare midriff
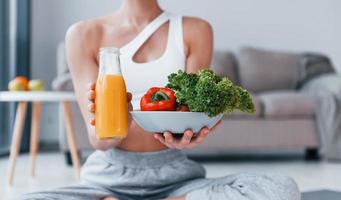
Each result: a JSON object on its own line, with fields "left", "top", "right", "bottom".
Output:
{"left": 118, "top": 121, "right": 168, "bottom": 152}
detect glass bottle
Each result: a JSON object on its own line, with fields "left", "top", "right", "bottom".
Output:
{"left": 95, "top": 48, "right": 128, "bottom": 139}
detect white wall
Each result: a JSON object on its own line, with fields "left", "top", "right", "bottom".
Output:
{"left": 31, "top": 0, "right": 341, "bottom": 142}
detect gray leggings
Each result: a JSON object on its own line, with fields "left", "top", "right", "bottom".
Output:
{"left": 20, "top": 149, "right": 300, "bottom": 200}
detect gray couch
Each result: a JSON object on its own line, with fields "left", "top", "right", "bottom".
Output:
{"left": 55, "top": 45, "right": 334, "bottom": 159}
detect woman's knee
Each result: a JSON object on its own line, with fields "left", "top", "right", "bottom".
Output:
{"left": 231, "top": 173, "right": 300, "bottom": 200}
{"left": 188, "top": 173, "right": 300, "bottom": 200}
{"left": 272, "top": 174, "right": 300, "bottom": 200}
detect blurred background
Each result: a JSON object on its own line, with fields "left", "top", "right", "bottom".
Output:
{"left": 1, "top": 0, "right": 341, "bottom": 199}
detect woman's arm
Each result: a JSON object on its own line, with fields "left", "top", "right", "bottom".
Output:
{"left": 184, "top": 17, "right": 214, "bottom": 73}
{"left": 65, "top": 22, "right": 124, "bottom": 150}
{"left": 154, "top": 17, "right": 221, "bottom": 150}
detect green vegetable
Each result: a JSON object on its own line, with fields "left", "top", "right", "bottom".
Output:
{"left": 166, "top": 69, "right": 255, "bottom": 117}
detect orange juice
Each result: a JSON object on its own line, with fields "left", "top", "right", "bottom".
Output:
{"left": 95, "top": 74, "right": 128, "bottom": 139}
{"left": 95, "top": 47, "right": 128, "bottom": 139}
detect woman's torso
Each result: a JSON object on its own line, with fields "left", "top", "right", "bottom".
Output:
{"left": 94, "top": 11, "right": 186, "bottom": 151}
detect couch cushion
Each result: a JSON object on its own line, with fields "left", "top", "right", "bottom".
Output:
{"left": 237, "top": 47, "right": 300, "bottom": 92}
{"left": 211, "top": 51, "right": 239, "bottom": 84}
{"left": 258, "top": 91, "right": 315, "bottom": 117}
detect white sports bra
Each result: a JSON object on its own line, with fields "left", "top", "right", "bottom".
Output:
{"left": 119, "top": 12, "right": 186, "bottom": 110}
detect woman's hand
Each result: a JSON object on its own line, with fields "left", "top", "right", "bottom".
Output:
{"left": 87, "top": 82, "right": 133, "bottom": 150}
{"left": 153, "top": 120, "right": 222, "bottom": 150}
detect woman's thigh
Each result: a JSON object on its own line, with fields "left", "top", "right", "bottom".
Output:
{"left": 170, "top": 173, "right": 300, "bottom": 200}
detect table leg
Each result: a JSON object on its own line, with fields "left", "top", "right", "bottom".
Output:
{"left": 30, "top": 102, "right": 41, "bottom": 177}
{"left": 7, "top": 102, "right": 28, "bottom": 186}
{"left": 62, "top": 101, "right": 80, "bottom": 180}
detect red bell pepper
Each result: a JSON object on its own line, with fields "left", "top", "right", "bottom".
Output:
{"left": 140, "top": 87, "right": 176, "bottom": 111}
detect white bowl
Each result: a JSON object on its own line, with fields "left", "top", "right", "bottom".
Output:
{"left": 130, "top": 111, "right": 223, "bottom": 134}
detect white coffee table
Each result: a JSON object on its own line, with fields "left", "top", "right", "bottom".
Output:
{"left": 0, "top": 91, "right": 80, "bottom": 186}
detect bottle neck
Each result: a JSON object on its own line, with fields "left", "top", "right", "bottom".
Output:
{"left": 115, "top": 51, "right": 122, "bottom": 74}
{"left": 99, "top": 48, "right": 122, "bottom": 76}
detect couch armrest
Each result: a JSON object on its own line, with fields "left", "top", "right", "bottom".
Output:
{"left": 299, "top": 73, "right": 341, "bottom": 95}
{"left": 299, "top": 73, "right": 341, "bottom": 160}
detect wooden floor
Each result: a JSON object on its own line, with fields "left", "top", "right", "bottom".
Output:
{"left": 1, "top": 152, "right": 341, "bottom": 199}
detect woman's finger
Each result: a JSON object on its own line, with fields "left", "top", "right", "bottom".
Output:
{"left": 154, "top": 134, "right": 166, "bottom": 144}
{"left": 191, "top": 128, "right": 210, "bottom": 145}
{"left": 155, "top": 133, "right": 174, "bottom": 148}
{"left": 88, "top": 82, "right": 96, "bottom": 90}
{"left": 90, "top": 119, "right": 95, "bottom": 126}
{"left": 164, "top": 132, "right": 179, "bottom": 148}
{"left": 87, "top": 90, "right": 96, "bottom": 101}
{"left": 88, "top": 103, "right": 95, "bottom": 113}
{"left": 209, "top": 120, "right": 222, "bottom": 133}
{"left": 128, "top": 103, "right": 133, "bottom": 111}
{"left": 179, "top": 130, "right": 193, "bottom": 147}
{"left": 127, "top": 92, "right": 132, "bottom": 102}
{"left": 164, "top": 132, "right": 174, "bottom": 144}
